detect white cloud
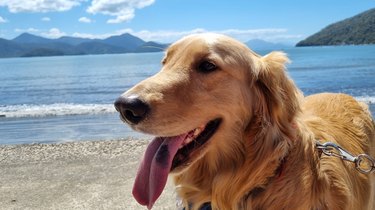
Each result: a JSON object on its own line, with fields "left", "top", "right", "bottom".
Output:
{"left": 107, "top": 12, "right": 134, "bottom": 24}
{"left": 72, "top": 28, "right": 134, "bottom": 39}
{"left": 0, "top": 16, "right": 7, "bottom": 23}
{"left": 71, "top": 32, "right": 95, "bottom": 39}
{"left": 14, "top": 27, "right": 39, "bottom": 33}
{"left": 41, "top": 28, "right": 66, "bottom": 39}
{"left": 14, "top": 27, "right": 68, "bottom": 39}
{"left": 0, "top": 0, "right": 84, "bottom": 13}
{"left": 87, "top": 0, "right": 155, "bottom": 23}
{"left": 78, "top": 17, "right": 92, "bottom": 23}
{"left": 124, "top": 28, "right": 300, "bottom": 43}
{"left": 70, "top": 28, "right": 302, "bottom": 44}
{"left": 41, "top": 17, "right": 51, "bottom": 21}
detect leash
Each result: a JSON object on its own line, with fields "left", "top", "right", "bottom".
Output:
{"left": 316, "top": 141, "right": 375, "bottom": 174}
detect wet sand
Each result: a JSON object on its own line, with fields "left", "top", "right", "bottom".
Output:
{"left": 0, "top": 139, "right": 176, "bottom": 210}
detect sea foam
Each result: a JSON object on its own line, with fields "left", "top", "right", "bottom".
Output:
{"left": 0, "top": 103, "right": 116, "bottom": 118}
{"left": 0, "top": 96, "right": 373, "bottom": 119}
{"left": 355, "top": 96, "right": 375, "bottom": 104}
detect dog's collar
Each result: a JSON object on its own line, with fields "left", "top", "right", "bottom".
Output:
{"left": 243, "top": 122, "right": 298, "bottom": 202}
{"left": 245, "top": 154, "right": 288, "bottom": 200}
{"left": 181, "top": 126, "right": 295, "bottom": 210}
{"left": 182, "top": 157, "right": 288, "bottom": 210}
{"left": 182, "top": 202, "right": 211, "bottom": 210}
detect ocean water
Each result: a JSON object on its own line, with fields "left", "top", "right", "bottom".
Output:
{"left": 0, "top": 45, "right": 374, "bottom": 144}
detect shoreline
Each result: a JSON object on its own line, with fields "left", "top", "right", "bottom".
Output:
{"left": 0, "top": 139, "right": 176, "bottom": 209}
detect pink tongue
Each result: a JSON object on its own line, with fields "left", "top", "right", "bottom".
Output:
{"left": 132, "top": 134, "right": 186, "bottom": 209}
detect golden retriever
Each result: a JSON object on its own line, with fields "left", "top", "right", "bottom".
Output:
{"left": 115, "top": 33, "right": 375, "bottom": 210}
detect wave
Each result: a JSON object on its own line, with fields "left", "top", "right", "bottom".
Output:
{"left": 0, "top": 103, "right": 116, "bottom": 118}
{"left": 355, "top": 96, "right": 375, "bottom": 104}
{"left": 1, "top": 96, "right": 374, "bottom": 119}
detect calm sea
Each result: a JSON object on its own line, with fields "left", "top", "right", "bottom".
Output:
{"left": 1, "top": 45, "right": 374, "bottom": 144}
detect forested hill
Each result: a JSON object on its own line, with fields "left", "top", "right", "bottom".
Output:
{"left": 296, "top": 8, "right": 375, "bottom": 46}
{"left": 0, "top": 33, "right": 168, "bottom": 58}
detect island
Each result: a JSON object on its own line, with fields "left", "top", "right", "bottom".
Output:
{"left": 297, "top": 8, "right": 375, "bottom": 46}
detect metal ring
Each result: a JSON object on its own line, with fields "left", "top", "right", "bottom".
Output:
{"left": 355, "top": 154, "right": 375, "bottom": 174}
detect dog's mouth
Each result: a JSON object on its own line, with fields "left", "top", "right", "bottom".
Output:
{"left": 132, "top": 118, "right": 221, "bottom": 209}
{"left": 172, "top": 118, "right": 221, "bottom": 171}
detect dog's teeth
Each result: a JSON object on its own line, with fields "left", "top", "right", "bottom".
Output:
{"left": 183, "top": 136, "right": 194, "bottom": 146}
{"left": 179, "top": 127, "right": 206, "bottom": 150}
{"left": 194, "top": 128, "right": 202, "bottom": 136}
{"left": 187, "top": 136, "right": 194, "bottom": 142}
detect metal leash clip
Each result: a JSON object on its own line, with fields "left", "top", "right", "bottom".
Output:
{"left": 316, "top": 141, "right": 375, "bottom": 174}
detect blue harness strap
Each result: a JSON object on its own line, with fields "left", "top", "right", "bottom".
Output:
{"left": 183, "top": 202, "right": 212, "bottom": 210}
{"left": 200, "top": 203, "right": 212, "bottom": 210}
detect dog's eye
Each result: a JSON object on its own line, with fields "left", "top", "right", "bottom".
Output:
{"left": 198, "top": 61, "right": 217, "bottom": 73}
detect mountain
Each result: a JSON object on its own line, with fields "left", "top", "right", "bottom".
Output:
{"left": 0, "top": 33, "right": 167, "bottom": 58}
{"left": 297, "top": 8, "right": 375, "bottom": 46}
{"left": 57, "top": 36, "right": 93, "bottom": 46}
{"left": 0, "top": 38, "right": 25, "bottom": 58}
{"left": 21, "top": 48, "right": 65, "bottom": 57}
{"left": 25, "top": 42, "right": 77, "bottom": 53}
{"left": 246, "top": 39, "right": 291, "bottom": 50}
{"left": 13, "top": 33, "right": 53, "bottom": 44}
{"left": 74, "top": 41, "right": 127, "bottom": 54}
{"left": 101, "top": 33, "right": 145, "bottom": 51}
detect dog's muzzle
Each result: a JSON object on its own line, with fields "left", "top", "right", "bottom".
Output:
{"left": 114, "top": 95, "right": 150, "bottom": 124}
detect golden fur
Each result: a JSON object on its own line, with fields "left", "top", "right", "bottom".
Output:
{"left": 123, "top": 34, "right": 375, "bottom": 209}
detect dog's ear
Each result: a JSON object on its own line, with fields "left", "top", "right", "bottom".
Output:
{"left": 252, "top": 51, "right": 300, "bottom": 126}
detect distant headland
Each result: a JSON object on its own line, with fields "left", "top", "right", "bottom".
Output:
{"left": 0, "top": 33, "right": 169, "bottom": 58}
{"left": 0, "top": 32, "right": 292, "bottom": 58}
{"left": 297, "top": 8, "right": 375, "bottom": 47}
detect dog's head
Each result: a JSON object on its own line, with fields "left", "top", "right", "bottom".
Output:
{"left": 115, "top": 33, "right": 300, "bottom": 208}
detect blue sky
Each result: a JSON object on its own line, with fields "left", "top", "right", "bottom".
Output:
{"left": 0, "top": 0, "right": 374, "bottom": 44}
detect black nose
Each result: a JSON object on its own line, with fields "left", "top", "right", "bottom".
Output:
{"left": 114, "top": 96, "right": 150, "bottom": 124}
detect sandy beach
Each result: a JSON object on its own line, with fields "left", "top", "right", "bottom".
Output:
{"left": 0, "top": 139, "right": 176, "bottom": 210}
